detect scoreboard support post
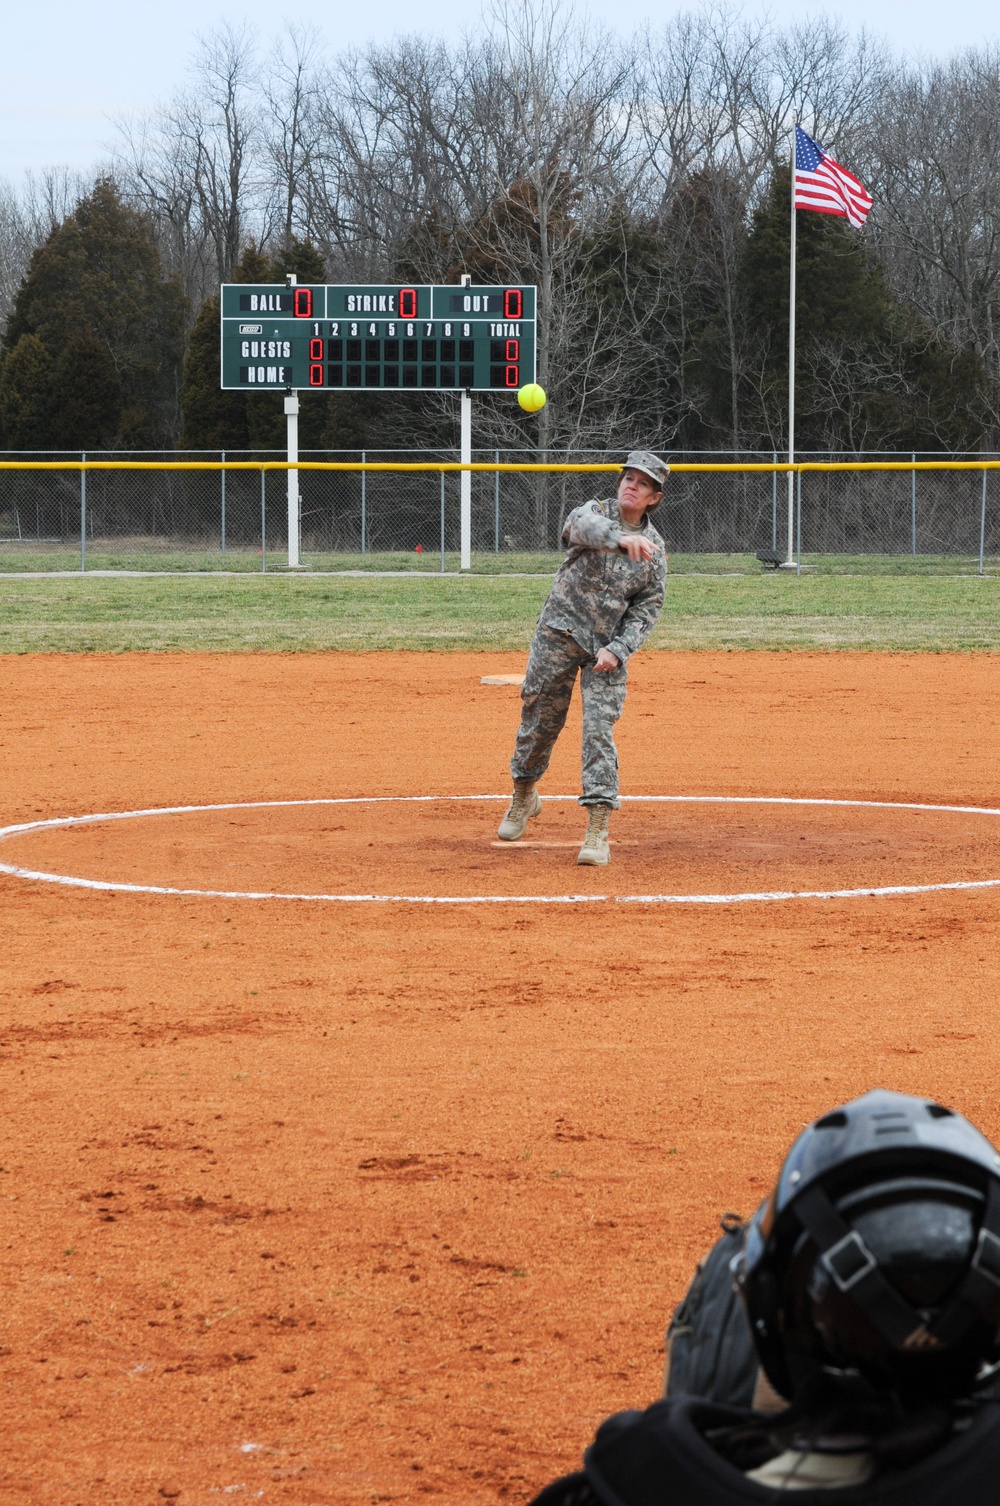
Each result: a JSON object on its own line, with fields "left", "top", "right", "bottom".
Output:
{"left": 460, "top": 391, "right": 472, "bottom": 570}
{"left": 283, "top": 274, "right": 304, "bottom": 569}
{"left": 284, "top": 392, "right": 302, "bottom": 568}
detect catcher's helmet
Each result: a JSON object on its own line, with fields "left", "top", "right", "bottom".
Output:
{"left": 732, "top": 1090, "right": 1000, "bottom": 1402}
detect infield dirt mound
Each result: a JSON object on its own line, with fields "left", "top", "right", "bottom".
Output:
{"left": 7, "top": 794, "right": 1000, "bottom": 900}
{"left": 2, "top": 650, "right": 999, "bottom": 1505}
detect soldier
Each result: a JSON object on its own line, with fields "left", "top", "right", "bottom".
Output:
{"left": 498, "top": 451, "right": 668, "bottom": 865}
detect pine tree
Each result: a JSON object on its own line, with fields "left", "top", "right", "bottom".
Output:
{"left": 0, "top": 179, "right": 187, "bottom": 450}
{"left": 736, "top": 166, "right": 986, "bottom": 450}
{"left": 0, "top": 334, "right": 54, "bottom": 449}
{"left": 740, "top": 167, "right": 893, "bottom": 352}
{"left": 182, "top": 243, "right": 273, "bottom": 452}
{"left": 179, "top": 295, "right": 249, "bottom": 451}
{"left": 50, "top": 333, "right": 123, "bottom": 449}
{"left": 182, "top": 238, "right": 331, "bottom": 454}
{"left": 271, "top": 238, "right": 326, "bottom": 284}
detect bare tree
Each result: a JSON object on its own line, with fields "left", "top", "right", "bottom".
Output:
{"left": 87, "top": 2, "right": 982, "bottom": 463}
{"left": 115, "top": 25, "right": 271, "bottom": 303}
{"left": 481, "top": 0, "right": 639, "bottom": 462}
{"left": 308, "top": 31, "right": 530, "bottom": 280}
{"left": 265, "top": 27, "right": 326, "bottom": 250}
{"left": 871, "top": 47, "right": 1000, "bottom": 436}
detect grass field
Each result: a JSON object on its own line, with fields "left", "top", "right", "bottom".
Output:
{"left": 0, "top": 546, "right": 567, "bottom": 575}
{"left": 4, "top": 543, "right": 1000, "bottom": 578}
{"left": 3, "top": 569, "right": 1000, "bottom": 652}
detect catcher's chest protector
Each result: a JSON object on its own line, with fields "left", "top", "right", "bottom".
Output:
{"left": 529, "top": 1399, "right": 1000, "bottom": 1505}
{"left": 580, "top": 1397, "right": 1000, "bottom": 1506}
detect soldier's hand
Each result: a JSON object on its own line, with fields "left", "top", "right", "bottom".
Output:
{"left": 618, "top": 534, "right": 661, "bottom": 562}
{"left": 593, "top": 648, "right": 620, "bottom": 672}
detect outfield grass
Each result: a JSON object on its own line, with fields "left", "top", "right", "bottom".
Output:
{"left": 0, "top": 545, "right": 568, "bottom": 575}
{"left": 2, "top": 543, "right": 999, "bottom": 576}
{"left": 3, "top": 571, "right": 1000, "bottom": 653}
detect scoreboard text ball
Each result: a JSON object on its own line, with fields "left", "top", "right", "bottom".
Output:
{"left": 220, "top": 283, "right": 537, "bottom": 392}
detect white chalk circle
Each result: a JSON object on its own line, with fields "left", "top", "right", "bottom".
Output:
{"left": 2, "top": 795, "right": 1000, "bottom": 905}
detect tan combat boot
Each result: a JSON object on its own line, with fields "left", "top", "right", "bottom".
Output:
{"left": 577, "top": 804, "right": 612, "bottom": 865}
{"left": 497, "top": 781, "right": 542, "bottom": 841}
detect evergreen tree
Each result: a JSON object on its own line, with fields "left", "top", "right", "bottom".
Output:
{"left": 0, "top": 333, "right": 53, "bottom": 449}
{"left": 50, "top": 332, "right": 122, "bottom": 449}
{"left": 736, "top": 167, "right": 986, "bottom": 450}
{"left": 178, "top": 294, "right": 249, "bottom": 451}
{"left": 181, "top": 238, "right": 331, "bottom": 453}
{"left": 740, "top": 168, "right": 893, "bottom": 355}
{"left": 563, "top": 203, "right": 673, "bottom": 446}
{"left": 181, "top": 243, "right": 269, "bottom": 452}
{"left": 272, "top": 238, "right": 326, "bottom": 284}
{"left": 321, "top": 389, "right": 391, "bottom": 451}
{"left": 662, "top": 170, "right": 749, "bottom": 448}
{"left": 0, "top": 179, "right": 187, "bottom": 449}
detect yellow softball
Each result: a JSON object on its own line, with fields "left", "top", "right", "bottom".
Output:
{"left": 517, "top": 383, "right": 547, "bottom": 413}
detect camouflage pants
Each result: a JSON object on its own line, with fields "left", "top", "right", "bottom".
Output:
{"left": 510, "top": 624, "right": 628, "bottom": 808}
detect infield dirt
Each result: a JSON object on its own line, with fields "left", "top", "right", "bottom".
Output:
{"left": 3, "top": 650, "right": 1000, "bottom": 1505}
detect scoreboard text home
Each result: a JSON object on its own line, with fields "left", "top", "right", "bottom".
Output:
{"left": 220, "top": 284, "right": 537, "bottom": 393}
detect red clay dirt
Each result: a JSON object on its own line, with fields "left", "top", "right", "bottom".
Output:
{"left": 2, "top": 649, "right": 1000, "bottom": 1506}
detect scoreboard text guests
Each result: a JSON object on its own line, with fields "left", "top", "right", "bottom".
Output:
{"left": 219, "top": 284, "right": 537, "bottom": 393}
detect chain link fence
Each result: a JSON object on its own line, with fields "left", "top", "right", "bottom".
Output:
{"left": 1, "top": 449, "right": 999, "bottom": 573}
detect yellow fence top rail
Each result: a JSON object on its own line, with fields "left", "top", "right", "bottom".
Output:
{"left": 2, "top": 459, "right": 1000, "bottom": 474}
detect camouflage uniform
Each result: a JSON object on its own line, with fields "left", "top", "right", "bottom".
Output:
{"left": 510, "top": 497, "right": 666, "bottom": 808}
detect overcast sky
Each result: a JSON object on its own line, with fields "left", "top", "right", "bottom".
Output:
{"left": 2, "top": 0, "right": 996, "bottom": 183}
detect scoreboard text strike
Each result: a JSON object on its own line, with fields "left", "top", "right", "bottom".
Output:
{"left": 220, "top": 283, "right": 537, "bottom": 393}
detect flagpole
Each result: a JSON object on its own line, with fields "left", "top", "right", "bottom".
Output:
{"left": 786, "top": 118, "right": 797, "bottom": 566}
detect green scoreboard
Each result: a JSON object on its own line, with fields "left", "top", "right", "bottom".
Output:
{"left": 220, "top": 283, "right": 537, "bottom": 393}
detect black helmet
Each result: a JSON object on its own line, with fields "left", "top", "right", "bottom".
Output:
{"left": 732, "top": 1090, "right": 1000, "bottom": 1403}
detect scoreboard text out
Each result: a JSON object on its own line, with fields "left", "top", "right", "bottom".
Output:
{"left": 220, "top": 284, "right": 537, "bottom": 393}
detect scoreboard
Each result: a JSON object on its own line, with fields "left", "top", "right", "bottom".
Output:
{"left": 220, "top": 283, "right": 537, "bottom": 392}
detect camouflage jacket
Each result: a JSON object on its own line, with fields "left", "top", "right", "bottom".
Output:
{"left": 537, "top": 498, "right": 667, "bottom": 665}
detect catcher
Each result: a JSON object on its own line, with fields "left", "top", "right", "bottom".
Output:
{"left": 528, "top": 1089, "right": 1000, "bottom": 1502}
{"left": 498, "top": 450, "right": 668, "bottom": 865}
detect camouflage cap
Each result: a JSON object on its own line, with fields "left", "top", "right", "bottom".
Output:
{"left": 622, "top": 450, "right": 669, "bottom": 489}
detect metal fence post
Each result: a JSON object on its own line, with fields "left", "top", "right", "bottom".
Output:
{"left": 771, "top": 451, "right": 777, "bottom": 549}
{"left": 221, "top": 450, "right": 226, "bottom": 555}
{"left": 360, "top": 450, "right": 366, "bottom": 554}
{"left": 260, "top": 467, "right": 267, "bottom": 573}
{"left": 80, "top": 452, "right": 86, "bottom": 572}
{"left": 979, "top": 469, "right": 987, "bottom": 576}
{"left": 494, "top": 449, "right": 500, "bottom": 553}
{"left": 796, "top": 468, "right": 802, "bottom": 576}
{"left": 910, "top": 452, "right": 916, "bottom": 557}
{"left": 440, "top": 471, "right": 446, "bottom": 574}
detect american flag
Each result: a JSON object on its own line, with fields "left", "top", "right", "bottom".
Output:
{"left": 794, "top": 125, "right": 873, "bottom": 229}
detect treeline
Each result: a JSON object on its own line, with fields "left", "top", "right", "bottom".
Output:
{"left": 1, "top": 3, "right": 998, "bottom": 455}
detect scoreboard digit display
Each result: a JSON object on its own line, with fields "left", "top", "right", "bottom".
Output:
{"left": 220, "top": 283, "right": 537, "bottom": 392}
